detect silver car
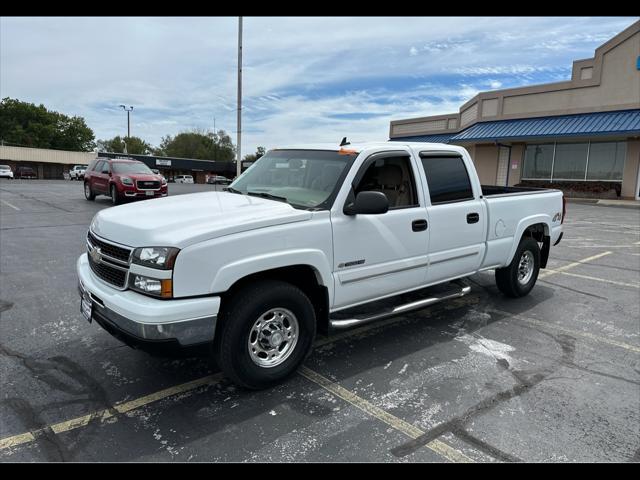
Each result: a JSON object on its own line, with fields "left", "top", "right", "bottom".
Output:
{"left": 0, "top": 165, "right": 14, "bottom": 179}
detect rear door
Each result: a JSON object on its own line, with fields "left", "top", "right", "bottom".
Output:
{"left": 331, "top": 149, "right": 429, "bottom": 309}
{"left": 416, "top": 150, "right": 487, "bottom": 284}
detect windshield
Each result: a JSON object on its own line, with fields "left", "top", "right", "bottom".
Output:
{"left": 0, "top": 165, "right": 10, "bottom": 170}
{"left": 229, "top": 149, "right": 357, "bottom": 209}
{"left": 112, "top": 162, "right": 153, "bottom": 174}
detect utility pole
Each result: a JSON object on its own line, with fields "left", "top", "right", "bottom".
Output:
{"left": 120, "top": 105, "right": 133, "bottom": 139}
{"left": 236, "top": 16, "right": 243, "bottom": 178}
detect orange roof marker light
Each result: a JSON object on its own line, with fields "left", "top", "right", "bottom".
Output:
{"left": 338, "top": 148, "right": 359, "bottom": 155}
{"left": 338, "top": 137, "right": 358, "bottom": 155}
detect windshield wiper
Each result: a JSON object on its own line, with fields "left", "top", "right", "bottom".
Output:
{"left": 224, "top": 186, "right": 243, "bottom": 194}
{"left": 246, "top": 191, "right": 288, "bottom": 203}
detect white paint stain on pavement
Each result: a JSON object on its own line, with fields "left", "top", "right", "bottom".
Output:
{"left": 456, "top": 334, "right": 515, "bottom": 363}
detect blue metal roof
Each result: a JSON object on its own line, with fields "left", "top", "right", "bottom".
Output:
{"left": 451, "top": 109, "right": 640, "bottom": 142}
{"left": 389, "top": 133, "right": 456, "bottom": 143}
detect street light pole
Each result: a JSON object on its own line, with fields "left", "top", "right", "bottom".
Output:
{"left": 236, "top": 16, "right": 243, "bottom": 178}
{"left": 119, "top": 105, "right": 134, "bottom": 139}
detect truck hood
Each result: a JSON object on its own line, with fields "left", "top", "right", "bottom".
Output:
{"left": 90, "top": 192, "right": 313, "bottom": 248}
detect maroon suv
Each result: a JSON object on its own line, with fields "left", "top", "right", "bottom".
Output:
{"left": 84, "top": 158, "right": 168, "bottom": 205}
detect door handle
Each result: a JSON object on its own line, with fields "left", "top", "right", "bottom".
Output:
{"left": 412, "top": 219, "right": 428, "bottom": 232}
{"left": 467, "top": 212, "right": 480, "bottom": 224}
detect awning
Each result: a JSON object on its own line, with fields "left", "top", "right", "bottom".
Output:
{"left": 389, "top": 133, "right": 457, "bottom": 143}
{"left": 450, "top": 109, "right": 640, "bottom": 142}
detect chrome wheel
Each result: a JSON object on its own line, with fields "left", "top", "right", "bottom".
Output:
{"left": 111, "top": 186, "right": 117, "bottom": 204}
{"left": 85, "top": 183, "right": 91, "bottom": 198}
{"left": 517, "top": 250, "right": 534, "bottom": 285}
{"left": 247, "top": 308, "right": 299, "bottom": 368}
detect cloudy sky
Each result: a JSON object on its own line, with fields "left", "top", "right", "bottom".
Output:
{"left": 1, "top": 16, "right": 636, "bottom": 155}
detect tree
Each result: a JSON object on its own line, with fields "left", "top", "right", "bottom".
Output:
{"left": 0, "top": 97, "right": 95, "bottom": 151}
{"left": 243, "top": 146, "right": 266, "bottom": 163}
{"left": 97, "top": 136, "right": 153, "bottom": 155}
{"left": 156, "top": 129, "right": 235, "bottom": 161}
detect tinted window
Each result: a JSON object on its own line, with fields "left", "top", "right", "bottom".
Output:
{"left": 421, "top": 155, "right": 473, "bottom": 204}
{"left": 354, "top": 155, "right": 418, "bottom": 209}
{"left": 112, "top": 162, "right": 152, "bottom": 174}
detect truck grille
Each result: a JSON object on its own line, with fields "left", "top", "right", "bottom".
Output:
{"left": 87, "top": 232, "right": 131, "bottom": 263}
{"left": 136, "top": 180, "right": 160, "bottom": 190}
{"left": 86, "top": 231, "right": 132, "bottom": 289}
{"left": 89, "top": 255, "right": 128, "bottom": 288}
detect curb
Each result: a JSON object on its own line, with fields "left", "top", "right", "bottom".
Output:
{"left": 566, "top": 198, "right": 640, "bottom": 210}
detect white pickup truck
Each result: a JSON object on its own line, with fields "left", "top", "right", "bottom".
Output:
{"left": 77, "top": 142, "right": 564, "bottom": 389}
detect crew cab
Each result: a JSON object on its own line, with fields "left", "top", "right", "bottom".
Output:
{"left": 84, "top": 158, "right": 168, "bottom": 205}
{"left": 77, "top": 142, "right": 564, "bottom": 389}
{"left": 69, "top": 165, "right": 88, "bottom": 180}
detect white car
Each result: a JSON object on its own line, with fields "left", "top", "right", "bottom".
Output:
{"left": 69, "top": 165, "right": 88, "bottom": 180}
{"left": 174, "top": 175, "right": 194, "bottom": 184}
{"left": 77, "top": 141, "right": 564, "bottom": 389}
{"left": 0, "top": 165, "right": 14, "bottom": 179}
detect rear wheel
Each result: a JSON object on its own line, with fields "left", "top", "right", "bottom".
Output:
{"left": 215, "top": 280, "right": 316, "bottom": 390}
{"left": 84, "top": 182, "right": 95, "bottom": 201}
{"left": 495, "top": 236, "right": 540, "bottom": 298}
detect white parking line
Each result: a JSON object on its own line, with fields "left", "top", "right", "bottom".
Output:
{"left": 0, "top": 199, "right": 20, "bottom": 211}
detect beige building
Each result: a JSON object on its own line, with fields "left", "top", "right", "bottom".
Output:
{"left": 389, "top": 20, "right": 640, "bottom": 200}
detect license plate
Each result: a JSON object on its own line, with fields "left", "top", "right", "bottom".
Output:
{"left": 80, "top": 290, "right": 93, "bottom": 323}
{"left": 146, "top": 190, "right": 154, "bottom": 196}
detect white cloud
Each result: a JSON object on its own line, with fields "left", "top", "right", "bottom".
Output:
{"left": 1, "top": 16, "right": 636, "bottom": 155}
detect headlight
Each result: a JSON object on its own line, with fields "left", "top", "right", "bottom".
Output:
{"left": 131, "top": 247, "right": 179, "bottom": 270}
{"left": 130, "top": 274, "right": 173, "bottom": 298}
{"left": 121, "top": 176, "right": 134, "bottom": 185}
{"left": 161, "top": 177, "right": 167, "bottom": 185}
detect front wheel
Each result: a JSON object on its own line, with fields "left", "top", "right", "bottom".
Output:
{"left": 495, "top": 236, "right": 541, "bottom": 298}
{"left": 215, "top": 280, "right": 316, "bottom": 390}
{"left": 110, "top": 185, "right": 121, "bottom": 205}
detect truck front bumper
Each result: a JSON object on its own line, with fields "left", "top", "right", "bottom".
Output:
{"left": 77, "top": 254, "right": 220, "bottom": 349}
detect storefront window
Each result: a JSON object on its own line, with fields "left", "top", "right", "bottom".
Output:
{"left": 522, "top": 144, "right": 554, "bottom": 179}
{"left": 553, "top": 143, "right": 588, "bottom": 180}
{"left": 587, "top": 142, "right": 626, "bottom": 181}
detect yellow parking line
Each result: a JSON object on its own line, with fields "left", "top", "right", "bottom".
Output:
{"left": 538, "top": 251, "right": 612, "bottom": 279}
{"left": 487, "top": 309, "right": 640, "bottom": 354}
{"left": 298, "top": 366, "right": 473, "bottom": 463}
{"left": 0, "top": 374, "right": 222, "bottom": 451}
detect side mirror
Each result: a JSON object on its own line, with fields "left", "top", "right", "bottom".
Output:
{"left": 344, "top": 191, "right": 389, "bottom": 215}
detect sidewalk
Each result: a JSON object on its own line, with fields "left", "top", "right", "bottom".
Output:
{"left": 566, "top": 197, "right": 640, "bottom": 209}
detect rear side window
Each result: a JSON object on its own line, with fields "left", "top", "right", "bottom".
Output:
{"left": 421, "top": 155, "right": 474, "bottom": 204}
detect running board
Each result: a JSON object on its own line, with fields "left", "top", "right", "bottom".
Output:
{"left": 329, "top": 284, "right": 471, "bottom": 330}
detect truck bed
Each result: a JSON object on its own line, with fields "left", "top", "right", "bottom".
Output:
{"left": 481, "top": 185, "right": 557, "bottom": 197}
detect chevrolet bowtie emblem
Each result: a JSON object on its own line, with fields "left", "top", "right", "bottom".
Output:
{"left": 90, "top": 246, "right": 102, "bottom": 264}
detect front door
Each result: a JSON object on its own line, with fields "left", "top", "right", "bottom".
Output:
{"left": 331, "top": 151, "right": 429, "bottom": 309}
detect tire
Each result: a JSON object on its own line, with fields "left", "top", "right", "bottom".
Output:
{"left": 495, "top": 236, "right": 541, "bottom": 298}
{"left": 110, "top": 185, "right": 120, "bottom": 205}
{"left": 84, "top": 182, "right": 95, "bottom": 201}
{"left": 215, "top": 280, "right": 316, "bottom": 390}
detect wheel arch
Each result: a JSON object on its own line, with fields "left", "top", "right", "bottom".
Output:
{"left": 505, "top": 216, "right": 552, "bottom": 267}
{"left": 217, "top": 264, "right": 331, "bottom": 338}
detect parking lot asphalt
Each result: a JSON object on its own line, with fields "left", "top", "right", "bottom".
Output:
{"left": 0, "top": 179, "right": 639, "bottom": 462}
